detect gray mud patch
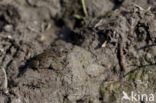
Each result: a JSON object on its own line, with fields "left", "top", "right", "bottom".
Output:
{"left": 0, "top": 0, "right": 156, "bottom": 103}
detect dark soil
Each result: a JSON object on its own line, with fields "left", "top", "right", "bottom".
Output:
{"left": 0, "top": 0, "right": 156, "bottom": 103}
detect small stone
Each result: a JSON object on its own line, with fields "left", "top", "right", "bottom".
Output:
{"left": 145, "top": 53, "right": 153, "bottom": 63}
{"left": 3, "top": 25, "right": 13, "bottom": 32}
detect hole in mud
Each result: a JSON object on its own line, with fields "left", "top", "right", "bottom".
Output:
{"left": 0, "top": 15, "right": 8, "bottom": 26}
{"left": 60, "top": 26, "right": 85, "bottom": 45}
{"left": 111, "top": 0, "right": 125, "bottom": 10}
{"left": 0, "top": 4, "right": 20, "bottom": 31}
{"left": 64, "top": 31, "right": 85, "bottom": 45}
{"left": 135, "top": 21, "right": 151, "bottom": 43}
{"left": 112, "top": 0, "right": 124, "bottom": 5}
{"left": 74, "top": 19, "right": 84, "bottom": 28}
{"left": 71, "top": 32, "right": 85, "bottom": 45}
{"left": 54, "top": 18, "right": 65, "bottom": 27}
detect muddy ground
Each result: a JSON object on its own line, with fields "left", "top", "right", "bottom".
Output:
{"left": 0, "top": 0, "right": 156, "bottom": 103}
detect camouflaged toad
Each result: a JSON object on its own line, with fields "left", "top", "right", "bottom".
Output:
{"left": 28, "top": 48, "right": 65, "bottom": 70}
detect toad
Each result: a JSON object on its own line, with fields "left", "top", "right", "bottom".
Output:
{"left": 28, "top": 48, "right": 65, "bottom": 70}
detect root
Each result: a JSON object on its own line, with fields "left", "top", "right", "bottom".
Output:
{"left": 118, "top": 41, "right": 126, "bottom": 72}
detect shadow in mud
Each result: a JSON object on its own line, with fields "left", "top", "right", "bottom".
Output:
{"left": 58, "top": 26, "right": 85, "bottom": 46}
{"left": 17, "top": 57, "right": 37, "bottom": 77}
{"left": 112, "top": 0, "right": 125, "bottom": 10}
{"left": 17, "top": 64, "right": 29, "bottom": 77}
{"left": 53, "top": 18, "right": 84, "bottom": 45}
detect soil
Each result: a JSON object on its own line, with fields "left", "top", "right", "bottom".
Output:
{"left": 0, "top": 0, "right": 156, "bottom": 103}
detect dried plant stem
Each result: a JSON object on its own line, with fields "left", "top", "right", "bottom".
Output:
{"left": 118, "top": 41, "right": 126, "bottom": 72}
{"left": 0, "top": 66, "right": 8, "bottom": 94}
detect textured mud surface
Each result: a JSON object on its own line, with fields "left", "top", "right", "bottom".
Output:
{"left": 0, "top": 0, "right": 156, "bottom": 103}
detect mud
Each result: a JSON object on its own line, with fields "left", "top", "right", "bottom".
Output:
{"left": 0, "top": 0, "right": 156, "bottom": 103}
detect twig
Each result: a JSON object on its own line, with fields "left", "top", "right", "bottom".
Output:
{"left": 133, "top": 3, "right": 152, "bottom": 11}
{"left": 124, "top": 63, "right": 156, "bottom": 77}
{"left": 133, "top": 4, "right": 144, "bottom": 11}
{"left": 137, "top": 43, "right": 156, "bottom": 51}
{"left": 118, "top": 41, "right": 126, "bottom": 72}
